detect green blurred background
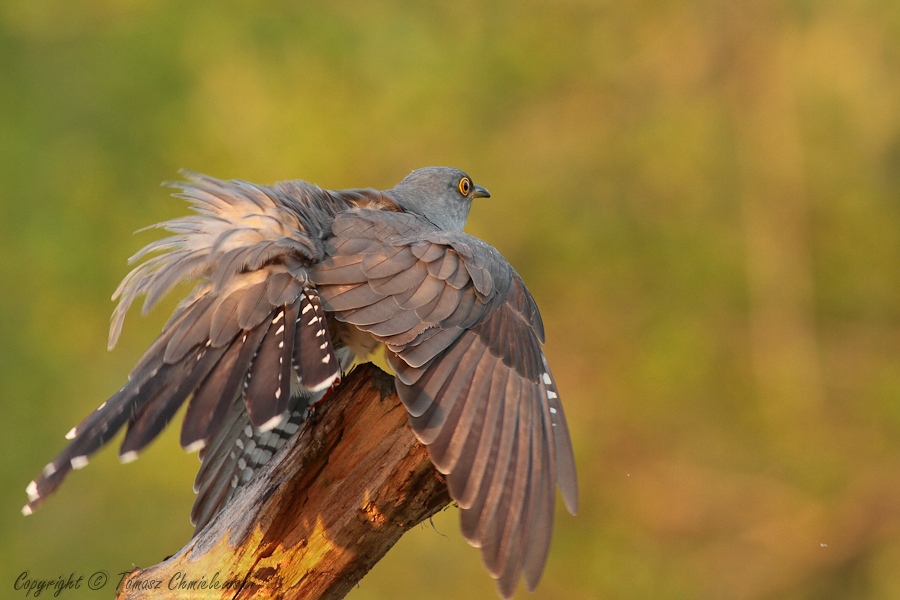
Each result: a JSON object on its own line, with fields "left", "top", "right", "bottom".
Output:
{"left": 2, "top": 1, "right": 900, "bottom": 598}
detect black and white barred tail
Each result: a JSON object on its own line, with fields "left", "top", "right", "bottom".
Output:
{"left": 24, "top": 287, "right": 341, "bottom": 516}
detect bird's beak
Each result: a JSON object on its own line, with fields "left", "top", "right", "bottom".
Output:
{"left": 473, "top": 185, "right": 491, "bottom": 199}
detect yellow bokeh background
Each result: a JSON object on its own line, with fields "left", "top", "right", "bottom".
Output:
{"left": 2, "top": 1, "right": 900, "bottom": 598}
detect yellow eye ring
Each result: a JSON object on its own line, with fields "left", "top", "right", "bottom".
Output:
{"left": 458, "top": 177, "right": 471, "bottom": 196}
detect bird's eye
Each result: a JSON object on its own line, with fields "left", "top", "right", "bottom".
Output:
{"left": 458, "top": 177, "right": 471, "bottom": 196}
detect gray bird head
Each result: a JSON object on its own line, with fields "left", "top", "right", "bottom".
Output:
{"left": 384, "top": 167, "right": 490, "bottom": 232}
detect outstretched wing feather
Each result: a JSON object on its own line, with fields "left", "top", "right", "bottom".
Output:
{"left": 313, "top": 210, "right": 577, "bottom": 596}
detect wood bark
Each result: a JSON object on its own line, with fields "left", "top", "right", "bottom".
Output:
{"left": 116, "top": 364, "right": 450, "bottom": 600}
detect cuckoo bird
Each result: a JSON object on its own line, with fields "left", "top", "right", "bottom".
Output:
{"left": 23, "top": 167, "right": 578, "bottom": 597}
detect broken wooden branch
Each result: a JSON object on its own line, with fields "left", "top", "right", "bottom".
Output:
{"left": 116, "top": 364, "right": 451, "bottom": 600}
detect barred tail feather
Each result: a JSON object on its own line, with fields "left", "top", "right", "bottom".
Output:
{"left": 119, "top": 343, "right": 229, "bottom": 460}
{"left": 243, "top": 305, "right": 296, "bottom": 431}
{"left": 23, "top": 354, "right": 177, "bottom": 513}
{"left": 179, "top": 333, "right": 251, "bottom": 452}
{"left": 190, "top": 393, "right": 315, "bottom": 532}
{"left": 293, "top": 289, "right": 340, "bottom": 392}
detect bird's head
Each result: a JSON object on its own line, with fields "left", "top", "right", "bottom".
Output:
{"left": 385, "top": 166, "right": 490, "bottom": 232}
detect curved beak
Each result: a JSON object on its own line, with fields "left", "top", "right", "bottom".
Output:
{"left": 473, "top": 185, "right": 491, "bottom": 199}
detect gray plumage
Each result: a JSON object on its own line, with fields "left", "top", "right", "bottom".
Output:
{"left": 23, "top": 166, "right": 578, "bottom": 599}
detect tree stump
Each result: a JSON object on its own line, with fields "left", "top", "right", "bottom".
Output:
{"left": 116, "top": 364, "right": 451, "bottom": 599}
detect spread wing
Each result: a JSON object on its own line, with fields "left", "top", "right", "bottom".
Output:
{"left": 312, "top": 210, "right": 578, "bottom": 598}
{"left": 23, "top": 174, "right": 353, "bottom": 516}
